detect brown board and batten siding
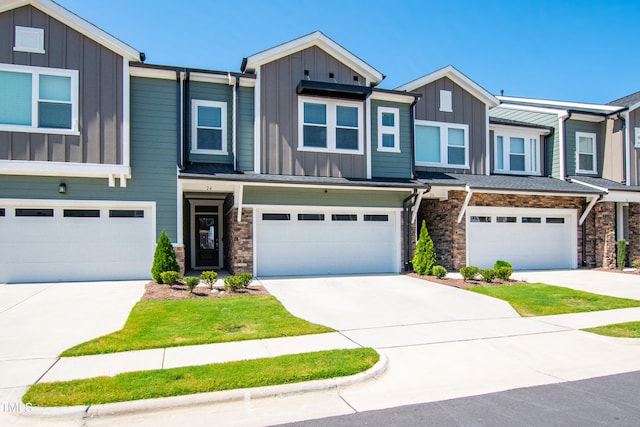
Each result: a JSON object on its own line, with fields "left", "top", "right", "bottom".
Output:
{"left": 260, "top": 45, "right": 367, "bottom": 178}
{"left": 0, "top": 5, "right": 123, "bottom": 165}
{"left": 413, "top": 76, "right": 487, "bottom": 174}
{"left": 630, "top": 109, "right": 640, "bottom": 186}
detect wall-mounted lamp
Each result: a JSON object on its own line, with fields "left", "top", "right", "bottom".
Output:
{"left": 58, "top": 182, "right": 67, "bottom": 194}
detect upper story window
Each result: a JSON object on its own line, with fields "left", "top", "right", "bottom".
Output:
{"left": 415, "top": 120, "right": 468, "bottom": 168}
{"left": 377, "top": 107, "right": 400, "bottom": 153}
{"left": 298, "top": 97, "right": 363, "bottom": 154}
{"left": 494, "top": 132, "right": 541, "bottom": 175}
{"left": 14, "top": 26, "right": 45, "bottom": 54}
{"left": 0, "top": 63, "right": 78, "bottom": 134}
{"left": 576, "top": 131, "right": 597, "bottom": 174}
{"left": 192, "top": 100, "right": 227, "bottom": 155}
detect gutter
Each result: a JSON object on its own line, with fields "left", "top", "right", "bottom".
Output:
{"left": 402, "top": 190, "right": 418, "bottom": 272}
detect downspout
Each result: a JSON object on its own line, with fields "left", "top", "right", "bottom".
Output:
{"left": 410, "top": 99, "right": 418, "bottom": 178}
{"left": 580, "top": 194, "right": 601, "bottom": 267}
{"left": 558, "top": 111, "right": 571, "bottom": 180}
{"left": 176, "top": 70, "right": 184, "bottom": 171}
{"left": 228, "top": 73, "right": 237, "bottom": 172}
{"left": 582, "top": 198, "right": 587, "bottom": 266}
{"left": 183, "top": 70, "right": 191, "bottom": 166}
{"left": 619, "top": 111, "right": 631, "bottom": 185}
{"left": 234, "top": 77, "right": 240, "bottom": 171}
{"left": 403, "top": 189, "right": 418, "bottom": 271}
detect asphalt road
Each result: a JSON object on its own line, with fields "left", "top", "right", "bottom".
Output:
{"left": 277, "top": 370, "right": 640, "bottom": 427}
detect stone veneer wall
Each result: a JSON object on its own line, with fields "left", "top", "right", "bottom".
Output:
{"left": 174, "top": 245, "right": 185, "bottom": 275}
{"left": 224, "top": 208, "right": 253, "bottom": 274}
{"left": 418, "top": 191, "right": 617, "bottom": 271}
{"left": 627, "top": 203, "right": 640, "bottom": 266}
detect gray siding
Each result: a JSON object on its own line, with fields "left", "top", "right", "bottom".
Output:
{"left": 0, "top": 5, "right": 123, "bottom": 165}
{"left": 413, "top": 77, "right": 487, "bottom": 174}
{"left": 371, "top": 100, "right": 412, "bottom": 179}
{"left": 188, "top": 81, "right": 233, "bottom": 164}
{"left": 237, "top": 86, "right": 254, "bottom": 171}
{"left": 488, "top": 129, "right": 547, "bottom": 175}
{"left": 602, "top": 118, "right": 625, "bottom": 183}
{"left": 260, "top": 46, "right": 367, "bottom": 178}
{"left": 490, "top": 108, "right": 559, "bottom": 177}
{"left": 244, "top": 186, "right": 408, "bottom": 208}
{"left": 630, "top": 109, "right": 640, "bottom": 186}
{"left": 0, "top": 77, "right": 179, "bottom": 241}
{"left": 565, "top": 119, "right": 604, "bottom": 177}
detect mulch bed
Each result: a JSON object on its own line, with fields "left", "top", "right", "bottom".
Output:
{"left": 407, "top": 272, "right": 525, "bottom": 289}
{"left": 141, "top": 281, "right": 270, "bottom": 301}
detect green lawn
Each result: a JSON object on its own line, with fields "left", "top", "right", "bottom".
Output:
{"left": 468, "top": 283, "right": 640, "bottom": 317}
{"left": 584, "top": 322, "right": 640, "bottom": 338}
{"left": 24, "top": 349, "right": 379, "bottom": 407}
{"left": 62, "top": 296, "right": 333, "bottom": 356}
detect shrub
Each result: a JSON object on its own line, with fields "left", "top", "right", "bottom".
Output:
{"left": 617, "top": 240, "right": 627, "bottom": 270}
{"left": 633, "top": 258, "right": 640, "bottom": 270}
{"left": 460, "top": 266, "right": 480, "bottom": 282}
{"left": 479, "top": 268, "right": 496, "bottom": 283}
{"left": 151, "top": 230, "right": 179, "bottom": 283}
{"left": 413, "top": 220, "right": 436, "bottom": 275}
{"left": 160, "top": 271, "right": 181, "bottom": 286}
{"left": 236, "top": 273, "right": 253, "bottom": 286}
{"left": 200, "top": 270, "right": 218, "bottom": 288}
{"left": 494, "top": 260, "right": 512, "bottom": 270}
{"left": 183, "top": 276, "right": 200, "bottom": 293}
{"left": 223, "top": 273, "right": 253, "bottom": 292}
{"left": 495, "top": 266, "right": 513, "bottom": 281}
{"left": 432, "top": 265, "right": 447, "bottom": 279}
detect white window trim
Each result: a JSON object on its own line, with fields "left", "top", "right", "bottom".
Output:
{"left": 576, "top": 131, "right": 597, "bottom": 174}
{"left": 439, "top": 90, "right": 452, "bottom": 113}
{"left": 634, "top": 127, "right": 640, "bottom": 148}
{"left": 0, "top": 63, "right": 79, "bottom": 135}
{"left": 191, "top": 99, "right": 228, "bottom": 155}
{"left": 14, "top": 26, "right": 45, "bottom": 54}
{"left": 297, "top": 96, "right": 364, "bottom": 155}
{"left": 377, "top": 106, "right": 400, "bottom": 153}
{"left": 493, "top": 131, "right": 541, "bottom": 175}
{"left": 415, "top": 119, "right": 469, "bottom": 168}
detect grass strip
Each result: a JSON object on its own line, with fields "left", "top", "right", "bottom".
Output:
{"left": 24, "top": 348, "right": 378, "bottom": 407}
{"left": 468, "top": 283, "right": 640, "bottom": 317}
{"left": 584, "top": 321, "right": 640, "bottom": 338}
{"left": 62, "top": 296, "right": 333, "bottom": 357}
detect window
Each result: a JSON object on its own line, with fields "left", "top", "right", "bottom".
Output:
{"left": 494, "top": 132, "right": 540, "bottom": 175}
{"left": 16, "top": 208, "right": 53, "bottom": 217}
{"left": 364, "top": 214, "right": 389, "bottom": 222}
{"left": 64, "top": 209, "right": 100, "bottom": 218}
{"left": 298, "top": 213, "right": 324, "bottom": 221}
{"left": 635, "top": 128, "right": 640, "bottom": 148}
{"left": 470, "top": 216, "right": 491, "bottom": 223}
{"left": 496, "top": 216, "right": 517, "bottom": 223}
{"left": 0, "top": 64, "right": 78, "bottom": 133}
{"left": 192, "top": 100, "right": 227, "bottom": 154}
{"left": 377, "top": 107, "right": 400, "bottom": 152}
{"left": 522, "top": 217, "right": 541, "bottom": 224}
{"left": 0, "top": 208, "right": 5, "bottom": 217}
{"left": 576, "top": 132, "right": 597, "bottom": 173}
{"left": 14, "top": 26, "right": 45, "bottom": 54}
{"left": 298, "top": 97, "right": 363, "bottom": 154}
{"left": 109, "top": 210, "right": 144, "bottom": 218}
{"left": 546, "top": 217, "right": 565, "bottom": 224}
{"left": 415, "top": 120, "right": 468, "bottom": 167}
{"left": 439, "top": 90, "right": 452, "bottom": 112}
{"left": 262, "top": 213, "right": 290, "bottom": 221}
{"left": 331, "top": 214, "right": 357, "bottom": 221}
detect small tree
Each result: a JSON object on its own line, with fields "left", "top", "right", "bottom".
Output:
{"left": 151, "top": 230, "right": 180, "bottom": 283}
{"left": 413, "top": 220, "right": 436, "bottom": 275}
{"left": 617, "top": 240, "right": 627, "bottom": 270}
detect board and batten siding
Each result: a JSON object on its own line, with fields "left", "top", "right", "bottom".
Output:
{"left": 412, "top": 77, "right": 487, "bottom": 174}
{"left": 260, "top": 46, "right": 367, "bottom": 178}
{"left": 629, "top": 109, "right": 640, "bottom": 186}
{"left": 488, "top": 129, "right": 547, "bottom": 175}
{"left": 565, "top": 119, "right": 605, "bottom": 177}
{"left": 370, "top": 100, "right": 412, "bottom": 179}
{"left": 237, "top": 86, "right": 255, "bottom": 171}
{"left": 602, "top": 118, "right": 625, "bottom": 183}
{"left": 490, "top": 108, "right": 559, "bottom": 177}
{"left": 0, "top": 5, "right": 124, "bottom": 165}
{"left": 244, "top": 186, "right": 408, "bottom": 208}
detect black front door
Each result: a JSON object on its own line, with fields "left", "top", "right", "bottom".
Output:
{"left": 195, "top": 214, "right": 219, "bottom": 268}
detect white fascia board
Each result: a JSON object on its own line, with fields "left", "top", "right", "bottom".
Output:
{"left": 130, "top": 67, "right": 177, "bottom": 80}
{"left": 239, "top": 78, "right": 255, "bottom": 88}
{"left": 468, "top": 187, "right": 601, "bottom": 198}
{"left": 490, "top": 124, "right": 552, "bottom": 136}
{"left": 0, "top": 198, "right": 154, "bottom": 208}
{"left": 497, "top": 96, "right": 623, "bottom": 113}
{"left": 627, "top": 101, "right": 640, "bottom": 113}
{"left": 0, "top": 160, "right": 131, "bottom": 179}
{"left": 179, "top": 178, "right": 418, "bottom": 193}
{"left": 498, "top": 103, "right": 568, "bottom": 116}
{"left": 370, "top": 91, "right": 416, "bottom": 103}
{"left": 567, "top": 177, "right": 609, "bottom": 193}
{"left": 569, "top": 113, "right": 606, "bottom": 123}
{"left": 2, "top": 0, "right": 141, "bottom": 61}
{"left": 190, "top": 72, "right": 234, "bottom": 85}
{"left": 396, "top": 65, "right": 499, "bottom": 107}
{"left": 243, "top": 31, "right": 383, "bottom": 84}
{"left": 602, "top": 190, "right": 640, "bottom": 202}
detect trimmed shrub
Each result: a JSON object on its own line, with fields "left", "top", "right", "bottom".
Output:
{"left": 236, "top": 273, "right": 253, "bottom": 286}
{"left": 183, "top": 276, "right": 200, "bottom": 293}
{"left": 413, "top": 220, "right": 437, "bottom": 276}
{"left": 223, "top": 273, "right": 253, "bottom": 292}
{"left": 460, "top": 266, "right": 480, "bottom": 282}
{"left": 495, "top": 266, "right": 513, "bottom": 281}
{"left": 432, "top": 265, "right": 447, "bottom": 279}
{"left": 617, "top": 240, "right": 627, "bottom": 270}
{"left": 151, "top": 230, "right": 179, "bottom": 283}
{"left": 200, "top": 270, "right": 218, "bottom": 288}
{"left": 160, "top": 271, "right": 181, "bottom": 286}
{"left": 633, "top": 258, "right": 640, "bottom": 270}
{"left": 494, "top": 260, "right": 512, "bottom": 270}
{"left": 479, "top": 268, "right": 496, "bottom": 283}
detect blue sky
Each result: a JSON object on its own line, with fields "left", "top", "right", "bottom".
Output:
{"left": 56, "top": 0, "right": 639, "bottom": 104}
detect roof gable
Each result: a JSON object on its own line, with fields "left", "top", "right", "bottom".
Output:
{"left": 0, "top": 0, "right": 141, "bottom": 61}
{"left": 396, "top": 65, "right": 499, "bottom": 107}
{"left": 241, "top": 31, "right": 383, "bottom": 85}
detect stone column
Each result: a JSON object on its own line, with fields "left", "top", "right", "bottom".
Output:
{"left": 173, "top": 245, "right": 185, "bottom": 275}
{"left": 594, "top": 202, "right": 616, "bottom": 268}
{"left": 224, "top": 208, "right": 253, "bottom": 274}
{"left": 628, "top": 203, "right": 640, "bottom": 266}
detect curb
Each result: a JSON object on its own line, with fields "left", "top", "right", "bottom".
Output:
{"left": 22, "top": 352, "right": 387, "bottom": 419}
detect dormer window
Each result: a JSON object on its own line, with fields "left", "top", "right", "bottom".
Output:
{"left": 576, "top": 132, "right": 597, "bottom": 174}
{"left": 14, "top": 26, "right": 45, "bottom": 54}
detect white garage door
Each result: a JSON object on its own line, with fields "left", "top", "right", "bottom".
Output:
{"left": 0, "top": 201, "right": 155, "bottom": 283}
{"left": 255, "top": 208, "right": 400, "bottom": 276}
{"left": 466, "top": 207, "right": 577, "bottom": 270}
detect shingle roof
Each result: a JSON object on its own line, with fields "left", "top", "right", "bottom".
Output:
{"left": 608, "top": 91, "right": 640, "bottom": 108}
{"left": 417, "top": 172, "right": 603, "bottom": 194}
{"left": 567, "top": 176, "right": 640, "bottom": 192}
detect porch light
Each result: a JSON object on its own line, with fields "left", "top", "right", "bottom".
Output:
{"left": 58, "top": 183, "right": 67, "bottom": 194}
